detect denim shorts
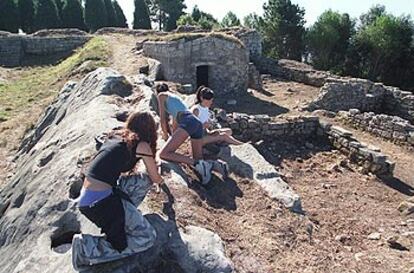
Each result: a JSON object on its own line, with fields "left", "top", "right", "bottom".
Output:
{"left": 176, "top": 111, "right": 203, "bottom": 139}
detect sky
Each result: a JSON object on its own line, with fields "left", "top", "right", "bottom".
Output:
{"left": 117, "top": 0, "right": 414, "bottom": 27}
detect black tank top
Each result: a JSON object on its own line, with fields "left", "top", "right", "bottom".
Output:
{"left": 85, "top": 138, "right": 139, "bottom": 187}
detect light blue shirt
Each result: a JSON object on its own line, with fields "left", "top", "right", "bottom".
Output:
{"left": 165, "top": 93, "right": 188, "bottom": 119}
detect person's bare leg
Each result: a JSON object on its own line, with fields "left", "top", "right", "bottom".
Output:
{"left": 203, "top": 133, "right": 243, "bottom": 146}
{"left": 209, "top": 128, "right": 232, "bottom": 137}
{"left": 191, "top": 138, "right": 203, "bottom": 160}
{"left": 160, "top": 128, "right": 195, "bottom": 165}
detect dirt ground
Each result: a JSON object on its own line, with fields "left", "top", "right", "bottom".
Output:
{"left": 2, "top": 33, "right": 414, "bottom": 272}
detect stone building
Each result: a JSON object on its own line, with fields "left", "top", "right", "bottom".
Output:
{"left": 142, "top": 31, "right": 260, "bottom": 95}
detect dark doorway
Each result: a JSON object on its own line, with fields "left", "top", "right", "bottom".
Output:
{"left": 196, "top": 65, "right": 209, "bottom": 88}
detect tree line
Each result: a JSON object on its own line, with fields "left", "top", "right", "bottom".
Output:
{"left": 175, "top": 1, "right": 414, "bottom": 91}
{"left": 1, "top": 0, "right": 412, "bottom": 90}
{"left": 0, "top": 0, "right": 128, "bottom": 33}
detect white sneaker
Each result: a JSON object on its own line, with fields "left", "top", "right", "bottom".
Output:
{"left": 194, "top": 160, "right": 213, "bottom": 185}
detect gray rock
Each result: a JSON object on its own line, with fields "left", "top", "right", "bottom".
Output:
{"left": 0, "top": 69, "right": 233, "bottom": 273}
{"left": 367, "top": 232, "right": 381, "bottom": 240}
{"left": 222, "top": 143, "right": 302, "bottom": 213}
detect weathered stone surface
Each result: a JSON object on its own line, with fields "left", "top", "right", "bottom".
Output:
{"left": 0, "top": 68, "right": 233, "bottom": 273}
{"left": 0, "top": 34, "right": 90, "bottom": 67}
{"left": 338, "top": 111, "right": 414, "bottom": 146}
{"left": 143, "top": 35, "right": 249, "bottom": 94}
{"left": 222, "top": 144, "right": 302, "bottom": 212}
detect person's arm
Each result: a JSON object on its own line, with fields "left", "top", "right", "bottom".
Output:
{"left": 136, "top": 142, "right": 163, "bottom": 193}
{"left": 157, "top": 94, "right": 170, "bottom": 140}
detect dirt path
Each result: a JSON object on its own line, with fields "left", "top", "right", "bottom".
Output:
{"left": 103, "top": 34, "right": 148, "bottom": 78}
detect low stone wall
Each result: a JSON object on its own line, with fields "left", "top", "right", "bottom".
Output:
{"left": 337, "top": 109, "right": 414, "bottom": 146}
{"left": 0, "top": 33, "right": 90, "bottom": 67}
{"left": 306, "top": 78, "right": 414, "bottom": 123}
{"left": 219, "top": 113, "right": 320, "bottom": 142}
{"left": 217, "top": 111, "right": 394, "bottom": 176}
{"left": 306, "top": 78, "right": 386, "bottom": 113}
{"left": 253, "top": 57, "right": 332, "bottom": 87}
{"left": 248, "top": 63, "right": 262, "bottom": 90}
{"left": 383, "top": 87, "right": 414, "bottom": 123}
{"left": 319, "top": 122, "right": 395, "bottom": 175}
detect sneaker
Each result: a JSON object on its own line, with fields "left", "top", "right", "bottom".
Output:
{"left": 194, "top": 160, "right": 213, "bottom": 185}
{"left": 211, "top": 160, "right": 229, "bottom": 179}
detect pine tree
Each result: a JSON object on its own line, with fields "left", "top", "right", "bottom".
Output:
{"left": 61, "top": 0, "right": 87, "bottom": 30}
{"left": 133, "top": 0, "right": 151, "bottom": 29}
{"left": 221, "top": 11, "right": 241, "bottom": 28}
{"left": 261, "top": 0, "right": 306, "bottom": 60}
{"left": 18, "top": 0, "right": 35, "bottom": 33}
{"left": 84, "top": 0, "right": 108, "bottom": 32}
{"left": 33, "top": 0, "right": 60, "bottom": 31}
{"left": 0, "top": 0, "right": 20, "bottom": 33}
{"left": 103, "top": 0, "right": 117, "bottom": 26}
{"left": 113, "top": 0, "right": 128, "bottom": 28}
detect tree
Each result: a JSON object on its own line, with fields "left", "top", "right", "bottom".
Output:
{"left": 359, "top": 4, "right": 386, "bottom": 28}
{"left": 243, "top": 13, "right": 263, "bottom": 30}
{"left": 18, "top": 0, "right": 35, "bottom": 33}
{"left": 145, "top": 0, "right": 185, "bottom": 31}
{"left": 307, "top": 10, "right": 355, "bottom": 72}
{"left": 34, "top": 0, "right": 61, "bottom": 31}
{"left": 84, "top": 0, "right": 108, "bottom": 32}
{"left": 261, "top": 0, "right": 306, "bottom": 60}
{"left": 177, "top": 14, "right": 196, "bottom": 26}
{"left": 221, "top": 11, "right": 241, "bottom": 28}
{"left": 350, "top": 14, "right": 414, "bottom": 86}
{"left": 103, "top": 0, "right": 117, "bottom": 26}
{"left": 191, "top": 5, "right": 201, "bottom": 22}
{"left": 113, "top": 0, "right": 128, "bottom": 28}
{"left": 162, "top": 0, "right": 186, "bottom": 31}
{"left": 0, "top": 0, "right": 20, "bottom": 33}
{"left": 133, "top": 0, "right": 151, "bottom": 29}
{"left": 61, "top": 0, "right": 87, "bottom": 30}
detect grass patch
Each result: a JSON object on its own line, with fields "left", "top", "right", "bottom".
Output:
{"left": 0, "top": 37, "right": 110, "bottom": 122}
{"left": 148, "top": 32, "right": 245, "bottom": 47}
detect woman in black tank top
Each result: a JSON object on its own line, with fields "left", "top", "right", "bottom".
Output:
{"left": 72, "top": 112, "right": 164, "bottom": 270}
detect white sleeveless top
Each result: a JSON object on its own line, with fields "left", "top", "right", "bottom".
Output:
{"left": 196, "top": 105, "right": 210, "bottom": 124}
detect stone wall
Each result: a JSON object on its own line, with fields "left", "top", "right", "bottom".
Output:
{"left": 383, "top": 86, "right": 414, "bottom": 123}
{"left": 143, "top": 36, "right": 249, "bottom": 94}
{"left": 306, "top": 78, "right": 386, "bottom": 113}
{"left": 0, "top": 33, "right": 90, "bottom": 67}
{"left": 232, "top": 29, "right": 262, "bottom": 61}
{"left": 337, "top": 109, "right": 414, "bottom": 146}
{"left": 306, "top": 78, "right": 414, "bottom": 123}
{"left": 247, "top": 63, "right": 262, "bottom": 90}
{"left": 219, "top": 113, "right": 320, "bottom": 142}
{"left": 217, "top": 111, "right": 394, "bottom": 176}
{"left": 253, "top": 57, "right": 332, "bottom": 87}
{"left": 319, "top": 122, "right": 395, "bottom": 175}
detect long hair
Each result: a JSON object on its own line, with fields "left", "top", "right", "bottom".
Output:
{"left": 195, "top": 86, "right": 214, "bottom": 105}
{"left": 112, "top": 112, "right": 157, "bottom": 157}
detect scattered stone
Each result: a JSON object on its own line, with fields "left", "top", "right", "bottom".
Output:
{"left": 367, "top": 232, "right": 381, "bottom": 240}
{"left": 354, "top": 252, "right": 364, "bottom": 261}
{"left": 335, "top": 234, "right": 351, "bottom": 244}
{"left": 398, "top": 201, "right": 414, "bottom": 215}
{"left": 386, "top": 236, "right": 410, "bottom": 251}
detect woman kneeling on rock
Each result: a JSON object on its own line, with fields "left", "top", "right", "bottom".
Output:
{"left": 72, "top": 112, "right": 163, "bottom": 271}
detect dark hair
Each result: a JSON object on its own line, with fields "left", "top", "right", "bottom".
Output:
{"left": 111, "top": 112, "right": 157, "bottom": 157}
{"left": 195, "top": 86, "right": 214, "bottom": 104}
{"left": 155, "top": 83, "right": 169, "bottom": 94}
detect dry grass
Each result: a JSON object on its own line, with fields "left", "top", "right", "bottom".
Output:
{"left": 147, "top": 32, "right": 245, "bottom": 47}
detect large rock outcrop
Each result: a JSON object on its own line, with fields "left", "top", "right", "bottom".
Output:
{"left": 0, "top": 68, "right": 233, "bottom": 273}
